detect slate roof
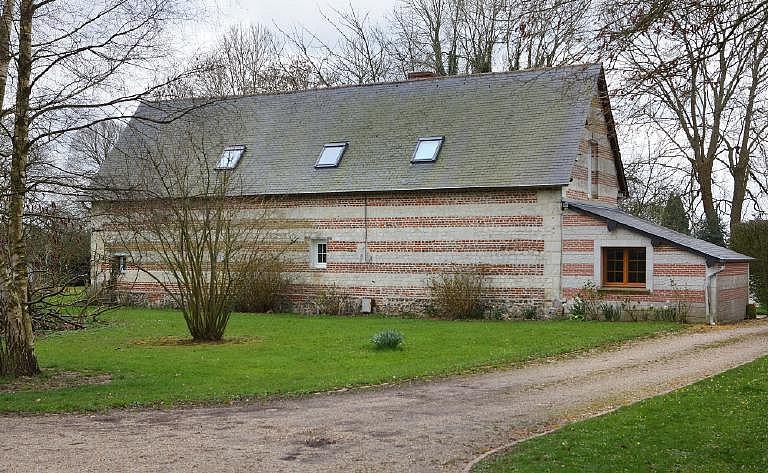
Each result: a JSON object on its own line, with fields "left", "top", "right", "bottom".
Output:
{"left": 94, "top": 64, "right": 622, "bottom": 198}
{"left": 565, "top": 200, "right": 753, "bottom": 263}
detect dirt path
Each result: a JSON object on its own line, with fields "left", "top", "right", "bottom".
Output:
{"left": 2, "top": 322, "right": 768, "bottom": 473}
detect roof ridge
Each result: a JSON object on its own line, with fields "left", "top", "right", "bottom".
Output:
{"left": 143, "top": 63, "right": 603, "bottom": 106}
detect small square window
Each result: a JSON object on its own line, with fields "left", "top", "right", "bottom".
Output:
{"left": 412, "top": 136, "right": 443, "bottom": 163}
{"left": 113, "top": 254, "right": 127, "bottom": 274}
{"left": 216, "top": 145, "right": 246, "bottom": 170}
{"left": 315, "top": 143, "right": 347, "bottom": 168}
{"left": 311, "top": 239, "right": 328, "bottom": 268}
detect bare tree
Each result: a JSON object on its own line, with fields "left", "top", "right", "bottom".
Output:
{"left": 459, "top": 0, "right": 506, "bottom": 73}
{"left": 156, "top": 23, "right": 321, "bottom": 99}
{"left": 66, "top": 121, "right": 124, "bottom": 188}
{"left": 613, "top": 1, "right": 768, "bottom": 241}
{"left": 503, "top": 0, "right": 592, "bottom": 70}
{"left": 390, "top": 0, "right": 462, "bottom": 75}
{"left": 0, "top": 0, "right": 196, "bottom": 377}
{"left": 280, "top": 5, "right": 396, "bottom": 86}
{"left": 94, "top": 126, "right": 280, "bottom": 341}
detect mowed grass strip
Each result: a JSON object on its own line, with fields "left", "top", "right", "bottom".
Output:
{"left": 474, "top": 355, "right": 768, "bottom": 473}
{"left": 0, "top": 309, "right": 680, "bottom": 413}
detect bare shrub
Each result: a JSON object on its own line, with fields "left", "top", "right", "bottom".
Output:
{"left": 428, "top": 270, "right": 487, "bottom": 320}
{"left": 669, "top": 279, "right": 691, "bottom": 323}
{"left": 569, "top": 281, "right": 601, "bottom": 320}
{"left": 234, "top": 257, "right": 291, "bottom": 313}
{"left": 599, "top": 303, "right": 622, "bottom": 322}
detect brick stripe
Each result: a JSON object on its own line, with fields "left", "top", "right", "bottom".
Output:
{"left": 357, "top": 239, "right": 545, "bottom": 253}
{"left": 562, "top": 239, "right": 594, "bottom": 252}
{"left": 565, "top": 189, "right": 617, "bottom": 205}
{"left": 721, "top": 262, "right": 749, "bottom": 276}
{"left": 572, "top": 165, "right": 587, "bottom": 180}
{"left": 653, "top": 245, "right": 684, "bottom": 253}
{"left": 102, "top": 215, "right": 546, "bottom": 233}
{"left": 99, "top": 190, "right": 539, "bottom": 213}
{"left": 267, "top": 190, "right": 539, "bottom": 208}
{"left": 718, "top": 286, "right": 748, "bottom": 301}
{"left": 312, "top": 216, "right": 544, "bottom": 229}
{"left": 563, "top": 287, "right": 705, "bottom": 303}
{"left": 116, "top": 281, "right": 546, "bottom": 303}
{"left": 288, "top": 262, "right": 545, "bottom": 276}
{"left": 653, "top": 264, "right": 706, "bottom": 277}
{"left": 569, "top": 171, "right": 619, "bottom": 188}
{"left": 285, "top": 284, "right": 545, "bottom": 300}
{"left": 562, "top": 263, "right": 594, "bottom": 276}
{"left": 327, "top": 241, "right": 357, "bottom": 252}
{"left": 563, "top": 213, "right": 605, "bottom": 226}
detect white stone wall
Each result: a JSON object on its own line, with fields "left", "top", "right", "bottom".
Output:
{"left": 561, "top": 208, "right": 709, "bottom": 321}
{"left": 714, "top": 263, "right": 749, "bottom": 323}
{"left": 93, "top": 188, "right": 565, "bottom": 315}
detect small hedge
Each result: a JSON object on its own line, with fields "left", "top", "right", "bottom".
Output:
{"left": 731, "top": 221, "right": 768, "bottom": 306}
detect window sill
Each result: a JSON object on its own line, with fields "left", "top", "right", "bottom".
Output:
{"left": 598, "top": 286, "right": 650, "bottom": 294}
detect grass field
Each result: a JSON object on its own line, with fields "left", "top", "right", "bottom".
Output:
{"left": 474, "top": 355, "right": 768, "bottom": 473}
{"left": 0, "top": 308, "right": 680, "bottom": 413}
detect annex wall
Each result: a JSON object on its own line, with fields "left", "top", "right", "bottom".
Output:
{"left": 561, "top": 208, "right": 708, "bottom": 321}
{"left": 92, "top": 187, "right": 565, "bottom": 315}
{"left": 714, "top": 262, "right": 749, "bottom": 323}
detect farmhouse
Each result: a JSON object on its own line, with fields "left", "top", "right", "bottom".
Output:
{"left": 91, "top": 64, "right": 752, "bottom": 323}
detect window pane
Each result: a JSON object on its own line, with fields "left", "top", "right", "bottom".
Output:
{"left": 605, "top": 248, "right": 624, "bottom": 284}
{"left": 316, "top": 243, "right": 327, "bottom": 264}
{"left": 589, "top": 141, "right": 599, "bottom": 198}
{"left": 216, "top": 146, "right": 245, "bottom": 169}
{"left": 412, "top": 138, "right": 442, "bottom": 162}
{"left": 628, "top": 248, "right": 646, "bottom": 283}
{"left": 316, "top": 145, "right": 345, "bottom": 167}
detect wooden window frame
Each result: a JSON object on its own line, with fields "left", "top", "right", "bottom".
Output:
{"left": 601, "top": 247, "right": 646, "bottom": 288}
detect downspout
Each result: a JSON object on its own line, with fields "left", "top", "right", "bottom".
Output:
{"left": 558, "top": 200, "right": 567, "bottom": 315}
{"left": 705, "top": 264, "right": 726, "bottom": 325}
{"left": 363, "top": 194, "right": 369, "bottom": 263}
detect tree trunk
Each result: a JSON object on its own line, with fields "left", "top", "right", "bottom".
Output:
{"left": 4, "top": 0, "right": 39, "bottom": 377}
{"left": 730, "top": 150, "right": 749, "bottom": 235}
{"left": 693, "top": 157, "right": 724, "bottom": 244}
{"left": 0, "top": 0, "right": 14, "bottom": 104}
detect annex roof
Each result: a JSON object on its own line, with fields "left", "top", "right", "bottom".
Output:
{"left": 94, "top": 64, "right": 625, "bottom": 198}
{"left": 565, "top": 200, "right": 753, "bottom": 263}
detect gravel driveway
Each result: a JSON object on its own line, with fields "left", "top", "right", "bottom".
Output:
{"left": 2, "top": 321, "right": 767, "bottom": 473}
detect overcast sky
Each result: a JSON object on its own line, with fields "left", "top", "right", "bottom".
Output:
{"left": 181, "top": 0, "right": 397, "bottom": 51}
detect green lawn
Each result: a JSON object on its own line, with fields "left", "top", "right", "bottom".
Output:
{"left": 474, "top": 355, "right": 768, "bottom": 473}
{"left": 1, "top": 309, "right": 680, "bottom": 413}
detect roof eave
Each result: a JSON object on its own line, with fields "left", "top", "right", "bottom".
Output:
{"left": 564, "top": 201, "right": 755, "bottom": 264}
{"left": 596, "top": 67, "right": 629, "bottom": 198}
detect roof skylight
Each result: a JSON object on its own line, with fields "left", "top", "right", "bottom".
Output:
{"left": 215, "top": 145, "right": 246, "bottom": 170}
{"left": 411, "top": 136, "right": 443, "bottom": 163}
{"left": 315, "top": 142, "right": 348, "bottom": 168}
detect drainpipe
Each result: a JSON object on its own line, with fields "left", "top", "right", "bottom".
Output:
{"left": 705, "top": 264, "right": 726, "bottom": 325}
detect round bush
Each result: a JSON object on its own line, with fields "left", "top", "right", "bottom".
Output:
{"left": 371, "top": 329, "right": 404, "bottom": 349}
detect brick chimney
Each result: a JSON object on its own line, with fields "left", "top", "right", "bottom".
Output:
{"left": 406, "top": 71, "right": 435, "bottom": 80}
